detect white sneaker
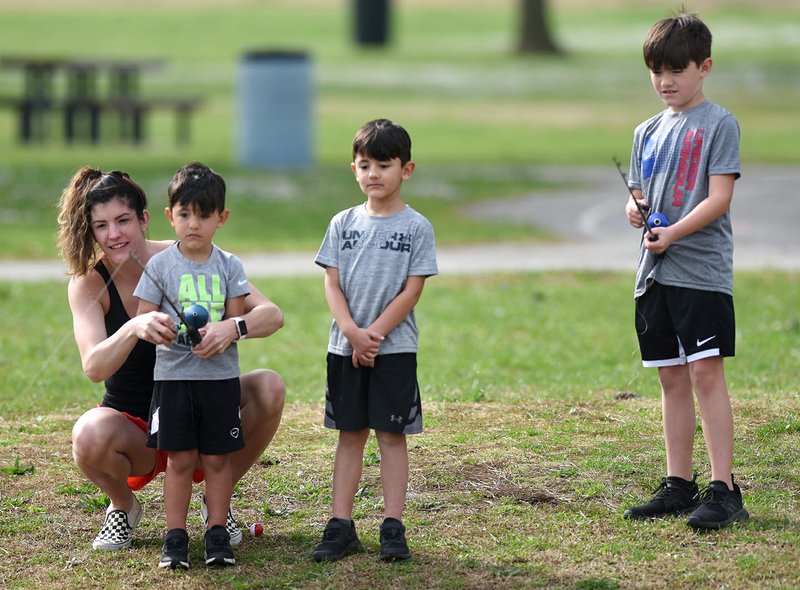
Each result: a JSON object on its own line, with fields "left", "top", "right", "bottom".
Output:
{"left": 92, "top": 495, "right": 143, "bottom": 551}
{"left": 200, "top": 495, "right": 242, "bottom": 545}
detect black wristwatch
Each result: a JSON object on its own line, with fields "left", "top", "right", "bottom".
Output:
{"left": 231, "top": 317, "right": 248, "bottom": 340}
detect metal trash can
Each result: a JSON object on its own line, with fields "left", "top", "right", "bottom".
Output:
{"left": 237, "top": 51, "right": 313, "bottom": 169}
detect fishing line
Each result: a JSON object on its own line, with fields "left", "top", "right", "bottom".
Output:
{"left": 18, "top": 256, "right": 129, "bottom": 401}
{"left": 128, "top": 251, "right": 202, "bottom": 345}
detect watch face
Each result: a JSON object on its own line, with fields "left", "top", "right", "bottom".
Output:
{"left": 238, "top": 319, "right": 248, "bottom": 336}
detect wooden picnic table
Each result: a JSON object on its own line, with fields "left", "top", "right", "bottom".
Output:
{"left": 1, "top": 55, "right": 201, "bottom": 144}
{"left": 0, "top": 56, "right": 65, "bottom": 141}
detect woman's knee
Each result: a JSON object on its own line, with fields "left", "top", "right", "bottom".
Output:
{"left": 241, "top": 369, "right": 285, "bottom": 414}
{"left": 72, "top": 409, "right": 117, "bottom": 460}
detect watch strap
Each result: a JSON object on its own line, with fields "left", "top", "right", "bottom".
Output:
{"left": 231, "top": 317, "right": 247, "bottom": 340}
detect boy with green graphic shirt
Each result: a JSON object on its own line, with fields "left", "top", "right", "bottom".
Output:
{"left": 135, "top": 163, "right": 249, "bottom": 569}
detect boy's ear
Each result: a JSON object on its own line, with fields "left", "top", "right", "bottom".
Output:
{"left": 216, "top": 209, "right": 230, "bottom": 227}
{"left": 700, "top": 57, "right": 713, "bottom": 76}
{"left": 351, "top": 162, "right": 357, "bottom": 176}
{"left": 164, "top": 207, "right": 174, "bottom": 226}
{"left": 402, "top": 161, "right": 416, "bottom": 179}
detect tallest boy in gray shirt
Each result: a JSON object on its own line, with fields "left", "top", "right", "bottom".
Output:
{"left": 314, "top": 119, "right": 437, "bottom": 562}
{"left": 622, "top": 12, "right": 748, "bottom": 530}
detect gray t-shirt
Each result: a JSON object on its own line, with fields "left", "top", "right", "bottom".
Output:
{"left": 134, "top": 242, "right": 250, "bottom": 380}
{"left": 629, "top": 100, "right": 740, "bottom": 297}
{"left": 315, "top": 203, "right": 438, "bottom": 355}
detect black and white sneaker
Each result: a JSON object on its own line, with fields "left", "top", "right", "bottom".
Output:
{"left": 687, "top": 477, "right": 749, "bottom": 530}
{"left": 159, "top": 528, "right": 190, "bottom": 570}
{"left": 200, "top": 495, "right": 242, "bottom": 545}
{"left": 204, "top": 524, "right": 236, "bottom": 566}
{"left": 92, "top": 495, "right": 143, "bottom": 551}
{"left": 623, "top": 475, "right": 699, "bottom": 520}
{"left": 379, "top": 518, "right": 411, "bottom": 561}
{"left": 312, "top": 518, "right": 361, "bottom": 562}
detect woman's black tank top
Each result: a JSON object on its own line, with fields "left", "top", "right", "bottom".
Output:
{"left": 96, "top": 261, "right": 155, "bottom": 421}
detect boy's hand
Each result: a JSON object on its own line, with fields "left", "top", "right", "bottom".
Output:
{"left": 352, "top": 350, "right": 372, "bottom": 368}
{"left": 191, "top": 320, "right": 237, "bottom": 359}
{"left": 349, "top": 327, "right": 383, "bottom": 367}
{"left": 643, "top": 226, "right": 673, "bottom": 254}
{"left": 626, "top": 197, "right": 649, "bottom": 228}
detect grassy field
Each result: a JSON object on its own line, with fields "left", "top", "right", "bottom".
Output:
{"left": 1, "top": 1, "right": 799, "bottom": 588}
{"left": 2, "top": 272, "right": 799, "bottom": 588}
{"left": 0, "top": 1, "right": 799, "bottom": 257}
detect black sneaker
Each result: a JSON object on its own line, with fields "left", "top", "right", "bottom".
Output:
{"left": 686, "top": 477, "right": 749, "bottom": 530}
{"left": 379, "top": 518, "right": 411, "bottom": 561}
{"left": 312, "top": 518, "right": 361, "bottom": 562}
{"left": 159, "top": 528, "right": 190, "bottom": 570}
{"left": 623, "top": 475, "right": 699, "bottom": 520}
{"left": 200, "top": 495, "right": 243, "bottom": 546}
{"left": 204, "top": 524, "right": 235, "bottom": 566}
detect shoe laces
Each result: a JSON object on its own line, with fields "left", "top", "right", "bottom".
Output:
{"left": 382, "top": 527, "right": 403, "bottom": 541}
{"left": 204, "top": 527, "right": 229, "bottom": 550}
{"left": 697, "top": 483, "right": 727, "bottom": 505}
{"left": 322, "top": 524, "right": 347, "bottom": 542}
{"left": 651, "top": 478, "right": 678, "bottom": 498}
{"left": 651, "top": 476, "right": 695, "bottom": 499}
{"left": 163, "top": 533, "right": 187, "bottom": 552}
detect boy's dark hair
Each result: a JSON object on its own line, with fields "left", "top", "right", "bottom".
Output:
{"left": 643, "top": 11, "right": 712, "bottom": 71}
{"left": 167, "top": 162, "right": 226, "bottom": 216}
{"left": 352, "top": 119, "right": 412, "bottom": 165}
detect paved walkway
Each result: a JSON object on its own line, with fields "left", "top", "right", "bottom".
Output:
{"left": 5, "top": 166, "right": 798, "bottom": 281}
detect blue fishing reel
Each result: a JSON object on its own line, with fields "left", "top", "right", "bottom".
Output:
{"left": 183, "top": 304, "right": 209, "bottom": 330}
{"left": 647, "top": 212, "right": 670, "bottom": 229}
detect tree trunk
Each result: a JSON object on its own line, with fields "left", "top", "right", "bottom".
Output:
{"left": 518, "top": 0, "right": 560, "bottom": 54}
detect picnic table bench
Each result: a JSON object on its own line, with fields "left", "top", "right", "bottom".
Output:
{"left": 0, "top": 56, "right": 202, "bottom": 145}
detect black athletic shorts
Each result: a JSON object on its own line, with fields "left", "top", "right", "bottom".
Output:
{"left": 325, "top": 353, "right": 423, "bottom": 434}
{"left": 635, "top": 281, "right": 735, "bottom": 367}
{"left": 146, "top": 378, "right": 244, "bottom": 455}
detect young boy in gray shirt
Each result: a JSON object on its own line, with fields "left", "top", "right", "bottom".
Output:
{"left": 313, "top": 119, "right": 438, "bottom": 562}
{"left": 622, "top": 12, "right": 748, "bottom": 530}
{"left": 135, "top": 163, "right": 249, "bottom": 568}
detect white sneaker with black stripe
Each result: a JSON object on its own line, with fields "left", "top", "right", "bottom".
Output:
{"left": 92, "top": 495, "right": 143, "bottom": 551}
{"left": 200, "top": 496, "right": 243, "bottom": 545}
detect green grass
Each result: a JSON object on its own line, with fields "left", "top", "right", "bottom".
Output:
{"left": 4, "top": 271, "right": 799, "bottom": 417}
{"left": 1, "top": 2, "right": 799, "bottom": 588}
{"left": 2, "top": 268, "right": 799, "bottom": 589}
{"left": 0, "top": 2, "right": 799, "bottom": 257}
{"left": 2, "top": 396, "right": 799, "bottom": 588}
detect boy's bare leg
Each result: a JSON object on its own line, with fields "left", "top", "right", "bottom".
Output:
{"left": 201, "top": 453, "right": 233, "bottom": 529}
{"left": 690, "top": 356, "right": 734, "bottom": 488}
{"left": 165, "top": 450, "right": 198, "bottom": 530}
{"left": 658, "top": 364, "right": 696, "bottom": 481}
{"left": 332, "top": 429, "right": 370, "bottom": 520}
{"left": 375, "top": 431, "right": 408, "bottom": 521}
